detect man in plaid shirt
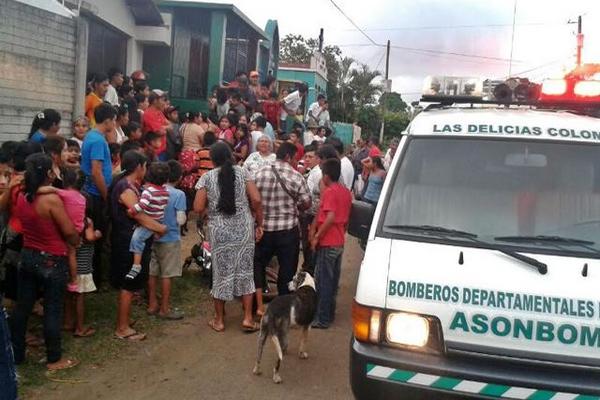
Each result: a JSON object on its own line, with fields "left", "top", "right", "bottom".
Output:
{"left": 254, "top": 143, "right": 311, "bottom": 313}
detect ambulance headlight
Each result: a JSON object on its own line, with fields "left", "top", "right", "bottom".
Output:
{"left": 386, "top": 313, "right": 429, "bottom": 347}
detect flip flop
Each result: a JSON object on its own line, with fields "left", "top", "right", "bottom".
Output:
{"left": 242, "top": 322, "right": 260, "bottom": 333}
{"left": 114, "top": 330, "right": 146, "bottom": 341}
{"left": 47, "top": 358, "right": 80, "bottom": 371}
{"left": 73, "top": 327, "right": 96, "bottom": 338}
{"left": 207, "top": 319, "right": 225, "bottom": 333}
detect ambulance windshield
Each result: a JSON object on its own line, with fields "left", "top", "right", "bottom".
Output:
{"left": 382, "top": 137, "right": 600, "bottom": 256}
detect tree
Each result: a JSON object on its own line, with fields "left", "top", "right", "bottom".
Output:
{"left": 383, "top": 111, "right": 410, "bottom": 138}
{"left": 379, "top": 92, "right": 408, "bottom": 113}
{"left": 279, "top": 34, "right": 385, "bottom": 125}
{"left": 355, "top": 105, "right": 381, "bottom": 136}
{"left": 350, "top": 64, "right": 382, "bottom": 107}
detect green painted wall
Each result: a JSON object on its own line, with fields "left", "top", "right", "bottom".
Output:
{"left": 170, "top": 98, "right": 209, "bottom": 114}
{"left": 278, "top": 69, "right": 328, "bottom": 105}
{"left": 207, "top": 11, "right": 227, "bottom": 95}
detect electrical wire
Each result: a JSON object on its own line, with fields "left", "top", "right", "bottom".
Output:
{"left": 374, "top": 49, "right": 387, "bottom": 73}
{"left": 338, "top": 21, "right": 564, "bottom": 32}
{"left": 327, "top": 0, "right": 379, "bottom": 46}
{"left": 327, "top": 0, "right": 524, "bottom": 63}
{"left": 508, "top": 0, "right": 518, "bottom": 76}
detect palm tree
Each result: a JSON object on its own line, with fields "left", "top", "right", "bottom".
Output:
{"left": 336, "top": 57, "right": 355, "bottom": 121}
{"left": 350, "top": 64, "right": 382, "bottom": 107}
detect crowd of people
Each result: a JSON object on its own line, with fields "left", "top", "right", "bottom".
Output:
{"left": 0, "top": 68, "right": 398, "bottom": 397}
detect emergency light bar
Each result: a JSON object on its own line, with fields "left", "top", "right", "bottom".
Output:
{"left": 539, "top": 78, "right": 600, "bottom": 103}
{"left": 421, "top": 75, "right": 600, "bottom": 109}
{"left": 422, "top": 76, "right": 483, "bottom": 100}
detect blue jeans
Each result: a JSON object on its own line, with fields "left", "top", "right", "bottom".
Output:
{"left": 0, "top": 294, "right": 17, "bottom": 400}
{"left": 314, "top": 246, "right": 344, "bottom": 327}
{"left": 130, "top": 226, "right": 155, "bottom": 254}
{"left": 10, "top": 248, "right": 68, "bottom": 364}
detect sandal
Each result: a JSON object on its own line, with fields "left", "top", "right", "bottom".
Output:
{"left": 47, "top": 358, "right": 80, "bottom": 371}
{"left": 242, "top": 322, "right": 260, "bottom": 333}
{"left": 207, "top": 319, "right": 225, "bottom": 333}
{"left": 73, "top": 327, "right": 96, "bottom": 338}
{"left": 114, "top": 330, "right": 146, "bottom": 341}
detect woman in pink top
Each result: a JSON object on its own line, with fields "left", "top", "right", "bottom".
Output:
{"left": 216, "top": 115, "right": 235, "bottom": 145}
{"left": 11, "top": 153, "right": 80, "bottom": 371}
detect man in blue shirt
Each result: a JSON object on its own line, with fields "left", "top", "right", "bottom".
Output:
{"left": 81, "top": 103, "right": 116, "bottom": 287}
{"left": 147, "top": 160, "right": 187, "bottom": 320}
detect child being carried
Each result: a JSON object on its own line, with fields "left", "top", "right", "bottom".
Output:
{"left": 126, "top": 162, "right": 171, "bottom": 280}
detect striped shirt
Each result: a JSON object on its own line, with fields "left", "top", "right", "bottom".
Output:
{"left": 134, "top": 183, "right": 169, "bottom": 220}
{"left": 196, "top": 147, "right": 214, "bottom": 177}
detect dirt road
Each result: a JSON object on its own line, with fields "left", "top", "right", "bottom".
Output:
{"left": 33, "top": 238, "right": 362, "bottom": 400}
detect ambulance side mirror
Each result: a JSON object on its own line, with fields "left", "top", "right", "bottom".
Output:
{"left": 348, "top": 200, "right": 376, "bottom": 241}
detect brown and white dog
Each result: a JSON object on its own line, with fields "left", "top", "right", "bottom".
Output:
{"left": 252, "top": 271, "right": 317, "bottom": 384}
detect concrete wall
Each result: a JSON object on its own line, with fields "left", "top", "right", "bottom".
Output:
{"left": 0, "top": 0, "right": 77, "bottom": 140}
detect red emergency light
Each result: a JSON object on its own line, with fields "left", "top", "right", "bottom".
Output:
{"left": 539, "top": 78, "right": 600, "bottom": 103}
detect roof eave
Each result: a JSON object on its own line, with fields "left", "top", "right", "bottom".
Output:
{"left": 158, "top": 1, "right": 267, "bottom": 39}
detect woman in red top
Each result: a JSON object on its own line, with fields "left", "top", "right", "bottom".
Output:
{"left": 11, "top": 153, "right": 80, "bottom": 371}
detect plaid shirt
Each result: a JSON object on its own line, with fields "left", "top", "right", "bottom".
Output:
{"left": 255, "top": 160, "right": 311, "bottom": 232}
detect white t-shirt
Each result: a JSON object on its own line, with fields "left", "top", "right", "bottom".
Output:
{"left": 115, "top": 126, "right": 126, "bottom": 144}
{"left": 319, "top": 110, "right": 331, "bottom": 126}
{"left": 104, "top": 85, "right": 119, "bottom": 106}
{"left": 306, "top": 165, "right": 322, "bottom": 216}
{"left": 340, "top": 156, "right": 354, "bottom": 190}
{"left": 306, "top": 102, "right": 322, "bottom": 121}
{"left": 303, "top": 130, "right": 315, "bottom": 146}
{"left": 284, "top": 91, "right": 302, "bottom": 114}
{"left": 250, "top": 130, "right": 264, "bottom": 153}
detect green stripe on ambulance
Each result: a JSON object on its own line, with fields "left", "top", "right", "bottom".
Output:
{"left": 366, "top": 364, "right": 599, "bottom": 399}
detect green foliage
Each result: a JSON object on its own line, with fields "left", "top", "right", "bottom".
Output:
{"left": 380, "top": 92, "right": 408, "bottom": 113}
{"left": 356, "top": 105, "right": 381, "bottom": 136}
{"left": 279, "top": 34, "right": 312, "bottom": 64}
{"left": 383, "top": 111, "right": 410, "bottom": 137}
{"left": 279, "top": 34, "right": 407, "bottom": 128}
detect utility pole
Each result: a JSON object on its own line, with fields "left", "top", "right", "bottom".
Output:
{"left": 576, "top": 15, "right": 583, "bottom": 67}
{"left": 379, "top": 39, "right": 390, "bottom": 143}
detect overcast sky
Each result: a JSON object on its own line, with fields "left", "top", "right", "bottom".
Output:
{"left": 191, "top": 0, "right": 600, "bottom": 102}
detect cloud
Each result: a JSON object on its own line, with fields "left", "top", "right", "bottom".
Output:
{"left": 200, "top": 0, "right": 600, "bottom": 99}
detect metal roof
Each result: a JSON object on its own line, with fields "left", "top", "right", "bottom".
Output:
{"left": 158, "top": 1, "right": 267, "bottom": 39}
{"left": 125, "top": 0, "right": 164, "bottom": 26}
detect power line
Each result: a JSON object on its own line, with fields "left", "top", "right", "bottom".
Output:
{"left": 389, "top": 45, "right": 519, "bottom": 63}
{"left": 508, "top": 0, "right": 518, "bottom": 76}
{"left": 332, "top": 43, "right": 520, "bottom": 62}
{"left": 338, "top": 21, "right": 564, "bottom": 32}
{"left": 374, "top": 48, "right": 387, "bottom": 73}
{"left": 327, "top": 0, "right": 379, "bottom": 46}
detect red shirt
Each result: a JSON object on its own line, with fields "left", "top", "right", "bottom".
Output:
{"left": 368, "top": 145, "right": 381, "bottom": 158}
{"left": 317, "top": 183, "right": 352, "bottom": 247}
{"left": 262, "top": 100, "right": 281, "bottom": 128}
{"left": 293, "top": 143, "right": 304, "bottom": 168}
{"left": 142, "top": 107, "right": 168, "bottom": 154}
{"left": 16, "top": 193, "right": 68, "bottom": 256}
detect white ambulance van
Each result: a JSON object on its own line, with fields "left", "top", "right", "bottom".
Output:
{"left": 350, "top": 76, "right": 600, "bottom": 399}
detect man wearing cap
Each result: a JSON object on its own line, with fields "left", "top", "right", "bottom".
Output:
{"left": 143, "top": 90, "right": 172, "bottom": 161}
{"left": 304, "top": 119, "right": 319, "bottom": 146}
